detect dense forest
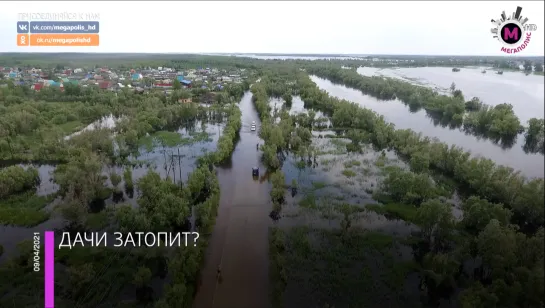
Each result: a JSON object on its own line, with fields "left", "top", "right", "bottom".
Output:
{"left": 0, "top": 54, "right": 543, "bottom": 308}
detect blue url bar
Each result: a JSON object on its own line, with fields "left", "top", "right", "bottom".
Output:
{"left": 17, "top": 21, "right": 99, "bottom": 34}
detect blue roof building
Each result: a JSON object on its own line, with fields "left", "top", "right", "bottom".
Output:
{"left": 181, "top": 80, "right": 191, "bottom": 86}
{"left": 8, "top": 72, "right": 17, "bottom": 78}
{"left": 131, "top": 73, "right": 142, "bottom": 80}
{"left": 176, "top": 75, "right": 184, "bottom": 82}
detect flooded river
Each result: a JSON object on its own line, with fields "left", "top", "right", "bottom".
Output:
{"left": 311, "top": 75, "right": 544, "bottom": 179}
{"left": 358, "top": 66, "right": 544, "bottom": 123}
{"left": 194, "top": 91, "right": 272, "bottom": 308}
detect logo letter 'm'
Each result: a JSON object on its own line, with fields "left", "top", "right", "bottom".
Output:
{"left": 503, "top": 27, "right": 519, "bottom": 40}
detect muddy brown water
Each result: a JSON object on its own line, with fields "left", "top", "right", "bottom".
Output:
{"left": 193, "top": 91, "right": 272, "bottom": 308}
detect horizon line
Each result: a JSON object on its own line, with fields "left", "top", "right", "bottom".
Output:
{"left": 0, "top": 51, "right": 543, "bottom": 58}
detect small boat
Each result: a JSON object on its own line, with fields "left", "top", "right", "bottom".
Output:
{"left": 481, "top": 70, "right": 486, "bottom": 74}
{"left": 250, "top": 121, "right": 256, "bottom": 131}
{"left": 252, "top": 167, "right": 259, "bottom": 176}
{"left": 496, "top": 71, "right": 503, "bottom": 75}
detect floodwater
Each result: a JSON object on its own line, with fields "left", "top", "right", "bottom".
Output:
{"left": 0, "top": 117, "right": 224, "bottom": 263}
{"left": 310, "top": 75, "right": 544, "bottom": 179}
{"left": 357, "top": 66, "right": 544, "bottom": 123}
{"left": 64, "top": 114, "right": 121, "bottom": 140}
{"left": 194, "top": 91, "right": 272, "bottom": 308}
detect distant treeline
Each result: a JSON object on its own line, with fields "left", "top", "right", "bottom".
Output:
{"left": 0, "top": 53, "right": 542, "bottom": 72}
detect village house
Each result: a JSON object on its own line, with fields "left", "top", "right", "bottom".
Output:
{"left": 32, "top": 83, "right": 43, "bottom": 91}
{"left": 98, "top": 81, "right": 112, "bottom": 90}
{"left": 178, "top": 98, "right": 192, "bottom": 103}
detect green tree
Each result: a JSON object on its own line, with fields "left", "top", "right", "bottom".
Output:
{"left": 523, "top": 60, "right": 533, "bottom": 72}
{"left": 132, "top": 266, "right": 152, "bottom": 289}
{"left": 415, "top": 199, "right": 455, "bottom": 249}
{"left": 173, "top": 78, "right": 181, "bottom": 90}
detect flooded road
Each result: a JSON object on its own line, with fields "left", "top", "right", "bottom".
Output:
{"left": 194, "top": 92, "right": 272, "bottom": 308}
{"left": 311, "top": 76, "right": 544, "bottom": 179}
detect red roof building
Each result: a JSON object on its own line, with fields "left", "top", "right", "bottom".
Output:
{"left": 155, "top": 83, "right": 173, "bottom": 88}
{"left": 98, "top": 81, "right": 111, "bottom": 89}
{"left": 33, "top": 83, "right": 43, "bottom": 91}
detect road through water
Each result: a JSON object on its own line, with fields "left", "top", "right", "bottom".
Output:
{"left": 193, "top": 91, "right": 272, "bottom": 308}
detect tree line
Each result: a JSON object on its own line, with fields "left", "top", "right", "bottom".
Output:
{"left": 305, "top": 65, "right": 543, "bottom": 150}
{"left": 293, "top": 70, "right": 543, "bottom": 306}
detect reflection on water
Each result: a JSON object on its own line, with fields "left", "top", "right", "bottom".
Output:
{"left": 357, "top": 66, "right": 544, "bottom": 124}
{"left": 311, "top": 75, "right": 544, "bottom": 178}
{"left": 64, "top": 114, "right": 122, "bottom": 140}
{"left": 193, "top": 91, "right": 272, "bottom": 308}
{"left": 0, "top": 121, "right": 223, "bottom": 261}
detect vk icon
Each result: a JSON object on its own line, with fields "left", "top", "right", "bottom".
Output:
{"left": 17, "top": 21, "right": 29, "bottom": 33}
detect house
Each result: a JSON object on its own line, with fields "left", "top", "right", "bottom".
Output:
{"left": 181, "top": 80, "right": 191, "bottom": 88}
{"left": 98, "top": 81, "right": 111, "bottom": 90}
{"left": 32, "top": 83, "right": 43, "bottom": 91}
{"left": 155, "top": 83, "right": 173, "bottom": 89}
{"left": 178, "top": 98, "right": 192, "bottom": 104}
{"left": 47, "top": 80, "right": 61, "bottom": 87}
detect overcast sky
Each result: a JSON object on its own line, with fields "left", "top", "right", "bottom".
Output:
{"left": 1, "top": 1, "right": 544, "bottom": 56}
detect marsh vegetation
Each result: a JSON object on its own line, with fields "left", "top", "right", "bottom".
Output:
{"left": 0, "top": 55, "right": 543, "bottom": 308}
